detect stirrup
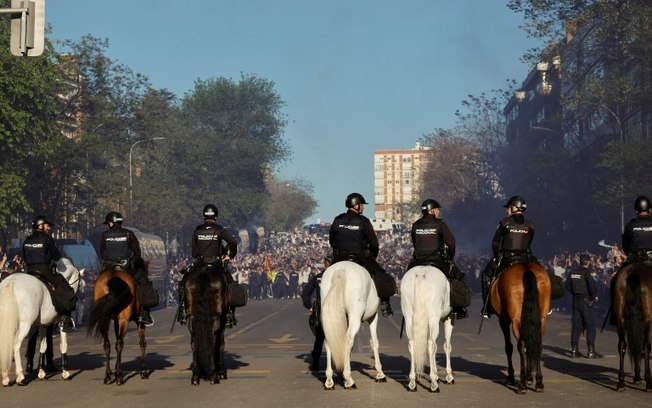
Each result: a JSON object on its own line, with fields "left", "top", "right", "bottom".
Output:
{"left": 138, "top": 310, "right": 155, "bottom": 327}
{"left": 59, "top": 316, "right": 75, "bottom": 333}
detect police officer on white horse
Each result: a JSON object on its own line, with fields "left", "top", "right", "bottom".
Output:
{"left": 100, "top": 211, "right": 156, "bottom": 326}
{"left": 23, "top": 215, "right": 76, "bottom": 332}
{"left": 329, "top": 192, "right": 395, "bottom": 317}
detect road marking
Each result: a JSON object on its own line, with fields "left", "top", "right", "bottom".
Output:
{"left": 269, "top": 333, "right": 298, "bottom": 343}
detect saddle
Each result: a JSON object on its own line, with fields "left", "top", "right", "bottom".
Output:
{"left": 29, "top": 271, "right": 77, "bottom": 315}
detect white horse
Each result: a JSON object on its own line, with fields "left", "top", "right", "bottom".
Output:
{"left": 320, "top": 261, "right": 386, "bottom": 389}
{"left": 400, "top": 265, "right": 454, "bottom": 392}
{"left": 0, "top": 258, "right": 83, "bottom": 386}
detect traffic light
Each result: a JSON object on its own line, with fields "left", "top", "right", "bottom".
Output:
{"left": 9, "top": 0, "right": 45, "bottom": 57}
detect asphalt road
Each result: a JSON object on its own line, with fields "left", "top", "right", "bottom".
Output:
{"left": 1, "top": 295, "right": 650, "bottom": 408}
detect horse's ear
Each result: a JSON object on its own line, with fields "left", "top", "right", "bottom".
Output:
{"left": 79, "top": 268, "right": 85, "bottom": 277}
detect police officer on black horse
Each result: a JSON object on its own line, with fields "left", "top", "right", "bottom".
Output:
{"left": 100, "top": 211, "right": 157, "bottom": 326}
{"left": 23, "top": 215, "right": 76, "bottom": 332}
{"left": 408, "top": 198, "right": 468, "bottom": 319}
{"left": 329, "top": 192, "right": 396, "bottom": 317}
{"left": 481, "top": 195, "right": 537, "bottom": 317}
{"left": 177, "top": 204, "right": 238, "bottom": 328}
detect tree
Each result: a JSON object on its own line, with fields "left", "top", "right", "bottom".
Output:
{"left": 180, "top": 74, "right": 291, "bottom": 227}
{"left": 264, "top": 178, "right": 317, "bottom": 231}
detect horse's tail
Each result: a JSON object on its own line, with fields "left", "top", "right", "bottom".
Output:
{"left": 0, "top": 283, "right": 19, "bottom": 374}
{"left": 321, "top": 269, "right": 348, "bottom": 371}
{"left": 190, "top": 272, "right": 220, "bottom": 378}
{"left": 411, "top": 270, "right": 428, "bottom": 377}
{"left": 521, "top": 269, "right": 542, "bottom": 369}
{"left": 87, "top": 277, "right": 132, "bottom": 340}
{"left": 625, "top": 271, "right": 645, "bottom": 363}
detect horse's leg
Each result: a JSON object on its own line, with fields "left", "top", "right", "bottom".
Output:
{"left": 114, "top": 319, "right": 127, "bottom": 386}
{"left": 36, "top": 325, "right": 48, "bottom": 380}
{"left": 428, "top": 337, "right": 440, "bottom": 393}
{"left": 516, "top": 337, "right": 528, "bottom": 394}
{"left": 342, "top": 318, "right": 360, "bottom": 389}
{"left": 12, "top": 323, "right": 31, "bottom": 386}
{"left": 189, "top": 317, "right": 200, "bottom": 385}
{"left": 209, "top": 317, "right": 220, "bottom": 384}
{"left": 617, "top": 332, "right": 627, "bottom": 391}
{"left": 102, "top": 332, "right": 112, "bottom": 385}
{"left": 644, "top": 340, "right": 651, "bottom": 392}
{"left": 60, "top": 330, "right": 71, "bottom": 380}
{"left": 500, "top": 319, "right": 516, "bottom": 386}
{"left": 407, "top": 338, "right": 417, "bottom": 391}
{"left": 323, "top": 342, "right": 335, "bottom": 390}
{"left": 442, "top": 317, "right": 454, "bottom": 385}
{"left": 215, "top": 313, "right": 227, "bottom": 380}
{"left": 138, "top": 323, "right": 149, "bottom": 379}
{"left": 368, "top": 314, "right": 386, "bottom": 383}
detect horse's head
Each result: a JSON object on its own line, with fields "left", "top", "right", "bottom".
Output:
{"left": 56, "top": 258, "right": 83, "bottom": 293}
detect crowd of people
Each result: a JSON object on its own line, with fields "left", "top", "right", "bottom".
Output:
{"left": 163, "top": 228, "right": 623, "bottom": 313}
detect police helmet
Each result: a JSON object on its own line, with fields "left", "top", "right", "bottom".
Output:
{"left": 503, "top": 195, "right": 527, "bottom": 212}
{"left": 203, "top": 204, "right": 218, "bottom": 220}
{"left": 421, "top": 199, "right": 441, "bottom": 215}
{"left": 104, "top": 211, "right": 123, "bottom": 225}
{"left": 32, "top": 215, "right": 54, "bottom": 229}
{"left": 345, "top": 193, "right": 368, "bottom": 208}
{"left": 634, "top": 196, "right": 651, "bottom": 212}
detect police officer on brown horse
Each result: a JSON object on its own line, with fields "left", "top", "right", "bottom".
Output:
{"left": 621, "top": 195, "right": 652, "bottom": 265}
{"left": 408, "top": 199, "right": 468, "bottom": 319}
{"left": 178, "top": 204, "right": 238, "bottom": 327}
{"left": 23, "top": 215, "right": 76, "bottom": 332}
{"left": 100, "top": 211, "right": 156, "bottom": 326}
{"left": 329, "top": 192, "right": 396, "bottom": 317}
{"left": 481, "top": 195, "right": 536, "bottom": 317}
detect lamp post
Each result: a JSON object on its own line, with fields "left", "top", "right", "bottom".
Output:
{"left": 129, "top": 137, "right": 164, "bottom": 217}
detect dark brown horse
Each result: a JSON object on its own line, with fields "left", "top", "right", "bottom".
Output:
{"left": 184, "top": 263, "right": 229, "bottom": 385}
{"left": 611, "top": 262, "right": 652, "bottom": 392}
{"left": 87, "top": 267, "right": 148, "bottom": 385}
{"left": 490, "top": 263, "right": 551, "bottom": 394}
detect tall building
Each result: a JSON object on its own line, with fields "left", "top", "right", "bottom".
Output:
{"left": 373, "top": 142, "right": 429, "bottom": 222}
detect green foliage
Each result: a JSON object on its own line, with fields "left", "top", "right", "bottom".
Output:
{"left": 264, "top": 178, "right": 317, "bottom": 232}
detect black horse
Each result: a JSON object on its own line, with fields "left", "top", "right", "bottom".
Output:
{"left": 611, "top": 262, "right": 652, "bottom": 392}
{"left": 184, "top": 263, "right": 229, "bottom": 385}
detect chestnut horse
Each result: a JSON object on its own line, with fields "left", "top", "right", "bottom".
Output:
{"left": 490, "top": 262, "right": 551, "bottom": 394}
{"left": 183, "top": 263, "right": 229, "bottom": 385}
{"left": 611, "top": 262, "right": 652, "bottom": 392}
{"left": 87, "top": 266, "right": 148, "bottom": 385}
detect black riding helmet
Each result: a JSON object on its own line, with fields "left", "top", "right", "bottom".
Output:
{"left": 104, "top": 211, "right": 123, "bottom": 225}
{"left": 203, "top": 204, "right": 218, "bottom": 220}
{"left": 634, "top": 196, "right": 651, "bottom": 212}
{"left": 421, "top": 199, "right": 441, "bottom": 215}
{"left": 345, "top": 193, "right": 368, "bottom": 208}
{"left": 503, "top": 195, "right": 527, "bottom": 212}
{"left": 32, "top": 215, "right": 54, "bottom": 230}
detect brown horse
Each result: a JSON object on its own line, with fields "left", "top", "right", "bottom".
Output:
{"left": 490, "top": 262, "right": 551, "bottom": 394}
{"left": 87, "top": 267, "right": 148, "bottom": 385}
{"left": 611, "top": 262, "right": 652, "bottom": 392}
{"left": 184, "top": 263, "right": 229, "bottom": 385}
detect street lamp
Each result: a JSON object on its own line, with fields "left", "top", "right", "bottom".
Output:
{"left": 129, "top": 137, "right": 164, "bottom": 217}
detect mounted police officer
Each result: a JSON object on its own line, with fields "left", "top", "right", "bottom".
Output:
{"left": 178, "top": 204, "right": 238, "bottom": 327}
{"left": 329, "top": 192, "right": 396, "bottom": 317}
{"left": 481, "top": 195, "right": 536, "bottom": 317}
{"left": 621, "top": 195, "right": 652, "bottom": 265}
{"left": 23, "top": 215, "right": 75, "bottom": 332}
{"left": 100, "top": 211, "right": 156, "bottom": 326}
{"left": 408, "top": 199, "right": 468, "bottom": 319}
{"left": 566, "top": 253, "right": 602, "bottom": 358}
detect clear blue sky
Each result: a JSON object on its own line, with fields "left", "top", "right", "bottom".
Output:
{"left": 47, "top": 1, "right": 538, "bottom": 224}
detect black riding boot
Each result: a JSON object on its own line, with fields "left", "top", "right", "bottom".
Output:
{"left": 587, "top": 344, "right": 602, "bottom": 359}
{"left": 138, "top": 308, "right": 154, "bottom": 326}
{"left": 570, "top": 345, "right": 584, "bottom": 358}
{"left": 59, "top": 315, "right": 75, "bottom": 332}
{"left": 379, "top": 298, "right": 393, "bottom": 317}
{"left": 225, "top": 306, "right": 238, "bottom": 328}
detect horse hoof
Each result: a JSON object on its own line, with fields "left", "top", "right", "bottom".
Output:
{"left": 375, "top": 377, "right": 387, "bottom": 383}
{"left": 191, "top": 377, "right": 200, "bottom": 385}
{"left": 16, "top": 379, "right": 27, "bottom": 386}
{"left": 324, "top": 385, "right": 334, "bottom": 391}
{"left": 407, "top": 386, "right": 416, "bottom": 392}
{"left": 344, "top": 383, "right": 357, "bottom": 390}
{"left": 38, "top": 370, "right": 46, "bottom": 380}
{"left": 430, "top": 387, "right": 440, "bottom": 393}
{"left": 517, "top": 387, "right": 527, "bottom": 395}
{"left": 62, "top": 371, "right": 70, "bottom": 380}
{"left": 103, "top": 377, "right": 111, "bottom": 385}
{"left": 141, "top": 372, "right": 150, "bottom": 380}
